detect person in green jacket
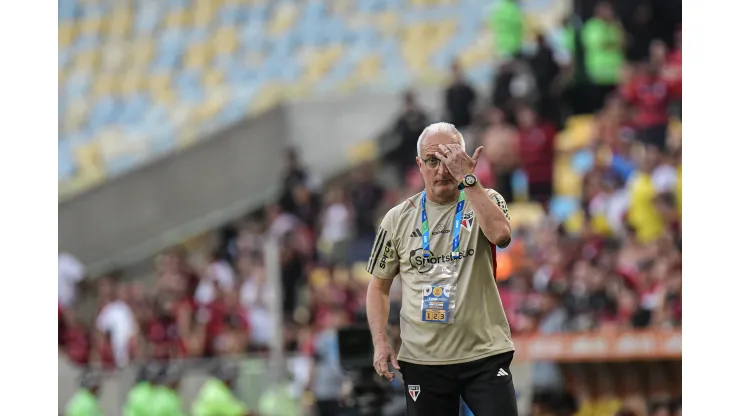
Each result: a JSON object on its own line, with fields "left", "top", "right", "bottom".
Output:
{"left": 65, "top": 369, "right": 104, "bottom": 416}
{"left": 490, "top": 0, "right": 524, "bottom": 58}
{"left": 124, "top": 362, "right": 162, "bottom": 416}
{"left": 582, "top": 1, "right": 625, "bottom": 109}
{"left": 192, "top": 363, "right": 251, "bottom": 416}
{"left": 150, "top": 364, "right": 185, "bottom": 416}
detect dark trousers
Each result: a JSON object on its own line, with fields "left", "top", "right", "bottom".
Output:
{"left": 316, "top": 399, "right": 342, "bottom": 416}
{"left": 399, "top": 351, "right": 518, "bottom": 416}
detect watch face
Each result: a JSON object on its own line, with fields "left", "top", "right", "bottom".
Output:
{"left": 464, "top": 175, "right": 476, "bottom": 186}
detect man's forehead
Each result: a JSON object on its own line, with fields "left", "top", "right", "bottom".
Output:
{"left": 420, "top": 133, "right": 460, "bottom": 155}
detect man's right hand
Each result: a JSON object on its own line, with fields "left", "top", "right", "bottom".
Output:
{"left": 373, "top": 342, "right": 400, "bottom": 381}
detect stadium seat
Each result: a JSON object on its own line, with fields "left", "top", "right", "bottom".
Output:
{"left": 58, "top": 0, "right": 572, "bottom": 197}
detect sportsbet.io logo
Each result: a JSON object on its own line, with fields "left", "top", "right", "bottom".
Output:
{"left": 409, "top": 248, "right": 475, "bottom": 273}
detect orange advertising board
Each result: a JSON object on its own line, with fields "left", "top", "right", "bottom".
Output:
{"left": 513, "top": 329, "right": 681, "bottom": 362}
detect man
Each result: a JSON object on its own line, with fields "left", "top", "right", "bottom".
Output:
{"left": 150, "top": 365, "right": 185, "bottom": 416}
{"left": 515, "top": 105, "right": 556, "bottom": 208}
{"left": 192, "top": 363, "right": 251, "bottom": 416}
{"left": 365, "top": 122, "right": 516, "bottom": 416}
{"left": 124, "top": 362, "right": 162, "bottom": 416}
{"left": 443, "top": 61, "right": 477, "bottom": 132}
{"left": 490, "top": 0, "right": 524, "bottom": 58}
{"left": 392, "top": 90, "right": 429, "bottom": 176}
{"left": 65, "top": 369, "right": 104, "bottom": 416}
{"left": 582, "top": 1, "right": 625, "bottom": 112}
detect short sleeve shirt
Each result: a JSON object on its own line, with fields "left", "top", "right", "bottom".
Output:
{"left": 366, "top": 189, "right": 514, "bottom": 365}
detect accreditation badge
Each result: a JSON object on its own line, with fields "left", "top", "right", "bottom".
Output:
{"left": 420, "top": 262, "right": 458, "bottom": 324}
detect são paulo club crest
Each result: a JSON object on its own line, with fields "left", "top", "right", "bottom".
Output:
{"left": 461, "top": 211, "right": 474, "bottom": 231}
{"left": 408, "top": 385, "right": 420, "bottom": 402}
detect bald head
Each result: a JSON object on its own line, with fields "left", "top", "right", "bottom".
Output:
{"left": 416, "top": 122, "right": 465, "bottom": 158}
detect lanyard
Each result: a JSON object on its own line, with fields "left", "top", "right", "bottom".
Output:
{"left": 421, "top": 190, "right": 466, "bottom": 259}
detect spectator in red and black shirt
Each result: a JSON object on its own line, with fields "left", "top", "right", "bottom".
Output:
{"left": 515, "top": 105, "right": 557, "bottom": 207}
{"left": 202, "top": 290, "right": 250, "bottom": 357}
{"left": 621, "top": 42, "right": 677, "bottom": 152}
{"left": 60, "top": 309, "right": 92, "bottom": 366}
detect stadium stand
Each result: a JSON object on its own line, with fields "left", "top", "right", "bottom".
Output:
{"left": 59, "top": 0, "right": 681, "bottom": 415}
{"left": 58, "top": 0, "right": 570, "bottom": 199}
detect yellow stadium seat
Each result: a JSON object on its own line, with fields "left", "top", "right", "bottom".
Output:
{"left": 202, "top": 69, "right": 225, "bottom": 89}
{"left": 508, "top": 203, "right": 545, "bottom": 230}
{"left": 557, "top": 115, "right": 595, "bottom": 151}
{"left": 92, "top": 74, "right": 116, "bottom": 98}
{"left": 74, "top": 49, "right": 100, "bottom": 71}
{"left": 79, "top": 16, "right": 103, "bottom": 36}
{"left": 212, "top": 27, "right": 238, "bottom": 56}
{"left": 183, "top": 42, "right": 210, "bottom": 70}
{"left": 302, "top": 45, "right": 343, "bottom": 85}
{"left": 249, "top": 83, "right": 284, "bottom": 114}
{"left": 410, "top": 0, "right": 437, "bottom": 6}
{"left": 192, "top": 1, "right": 218, "bottom": 27}
{"left": 58, "top": 22, "right": 76, "bottom": 48}
{"left": 355, "top": 54, "right": 381, "bottom": 84}
{"left": 108, "top": 8, "right": 133, "bottom": 38}
{"left": 130, "top": 38, "right": 155, "bottom": 68}
{"left": 375, "top": 11, "right": 401, "bottom": 37}
{"left": 100, "top": 44, "right": 126, "bottom": 72}
{"left": 267, "top": 3, "right": 298, "bottom": 37}
{"left": 74, "top": 141, "right": 106, "bottom": 184}
{"left": 151, "top": 87, "right": 177, "bottom": 106}
{"left": 195, "top": 91, "right": 228, "bottom": 123}
{"left": 164, "top": 9, "right": 189, "bottom": 28}
{"left": 119, "top": 73, "right": 146, "bottom": 96}
{"left": 458, "top": 38, "right": 494, "bottom": 69}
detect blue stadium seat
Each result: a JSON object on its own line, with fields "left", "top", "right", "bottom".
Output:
{"left": 59, "top": 0, "right": 571, "bottom": 199}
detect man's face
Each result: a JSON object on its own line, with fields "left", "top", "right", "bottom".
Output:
{"left": 416, "top": 133, "right": 461, "bottom": 201}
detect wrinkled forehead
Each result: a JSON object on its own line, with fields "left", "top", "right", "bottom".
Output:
{"left": 419, "top": 132, "right": 461, "bottom": 157}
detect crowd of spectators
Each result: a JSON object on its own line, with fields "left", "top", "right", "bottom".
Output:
{"left": 58, "top": 1, "right": 681, "bottom": 414}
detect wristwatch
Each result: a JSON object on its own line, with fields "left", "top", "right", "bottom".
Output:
{"left": 458, "top": 174, "right": 478, "bottom": 190}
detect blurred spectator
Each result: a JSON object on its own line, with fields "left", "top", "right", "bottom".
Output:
{"left": 663, "top": 28, "right": 682, "bottom": 111}
{"left": 192, "top": 363, "right": 250, "bottom": 416}
{"left": 490, "top": 0, "right": 524, "bottom": 58}
{"left": 625, "top": 3, "right": 655, "bottom": 63}
{"left": 317, "top": 187, "right": 353, "bottom": 266}
{"left": 267, "top": 203, "right": 300, "bottom": 241}
{"left": 515, "top": 105, "right": 557, "bottom": 207}
{"left": 59, "top": 252, "right": 85, "bottom": 309}
{"left": 307, "top": 308, "right": 351, "bottom": 416}
{"left": 528, "top": 33, "right": 565, "bottom": 128}
{"left": 391, "top": 90, "right": 429, "bottom": 176}
{"left": 203, "top": 289, "right": 250, "bottom": 357}
{"left": 65, "top": 369, "right": 103, "bottom": 416}
{"left": 481, "top": 107, "right": 519, "bottom": 202}
{"left": 582, "top": 1, "right": 625, "bottom": 111}
{"left": 280, "top": 148, "right": 309, "bottom": 214}
{"left": 60, "top": 309, "right": 91, "bottom": 366}
{"left": 146, "top": 293, "right": 191, "bottom": 361}
{"left": 238, "top": 253, "right": 275, "bottom": 351}
{"left": 443, "top": 61, "right": 477, "bottom": 132}
{"left": 151, "top": 365, "right": 185, "bottom": 416}
{"left": 195, "top": 250, "right": 237, "bottom": 307}
{"left": 95, "top": 282, "right": 138, "bottom": 368}
{"left": 626, "top": 145, "right": 666, "bottom": 244}
{"left": 292, "top": 183, "right": 322, "bottom": 234}
{"left": 623, "top": 40, "right": 677, "bottom": 152}
{"left": 492, "top": 56, "right": 538, "bottom": 115}
{"left": 348, "top": 166, "right": 385, "bottom": 241}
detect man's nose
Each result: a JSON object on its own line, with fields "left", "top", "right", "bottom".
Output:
{"left": 437, "top": 162, "right": 451, "bottom": 176}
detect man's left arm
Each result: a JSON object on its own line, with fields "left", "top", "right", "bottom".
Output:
{"left": 464, "top": 184, "right": 511, "bottom": 248}
{"left": 436, "top": 143, "right": 511, "bottom": 248}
